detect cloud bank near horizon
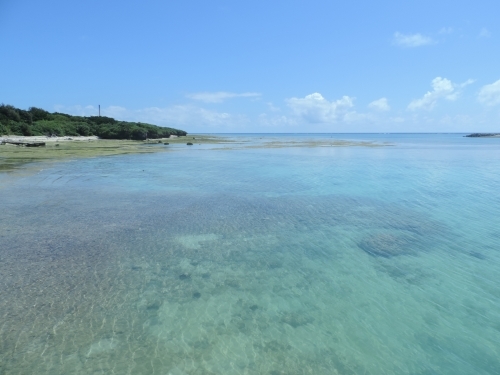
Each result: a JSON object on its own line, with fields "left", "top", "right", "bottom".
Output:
{"left": 186, "top": 92, "right": 261, "bottom": 103}
{"left": 55, "top": 77, "right": 500, "bottom": 133}
{"left": 286, "top": 93, "right": 355, "bottom": 124}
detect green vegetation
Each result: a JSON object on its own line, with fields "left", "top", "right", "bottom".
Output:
{"left": 0, "top": 104, "right": 187, "bottom": 139}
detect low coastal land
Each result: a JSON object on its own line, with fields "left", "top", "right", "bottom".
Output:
{"left": 465, "top": 133, "right": 500, "bottom": 137}
{"left": 0, "top": 134, "right": 386, "bottom": 173}
{"left": 0, "top": 104, "right": 187, "bottom": 140}
{"left": 0, "top": 134, "right": 222, "bottom": 172}
{"left": 0, "top": 104, "right": 189, "bottom": 172}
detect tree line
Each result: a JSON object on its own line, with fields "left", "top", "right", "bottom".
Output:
{"left": 0, "top": 104, "right": 187, "bottom": 140}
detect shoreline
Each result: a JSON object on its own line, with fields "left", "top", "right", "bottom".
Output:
{"left": 0, "top": 134, "right": 230, "bottom": 173}
{"left": 464, "top": 133, "right": 500, "bottom": 138}
{"left": 1, "top": 135, "right": 100, "bottom": 143}
{"left": 1, "top": 134, "right": 386, "bottom": 174}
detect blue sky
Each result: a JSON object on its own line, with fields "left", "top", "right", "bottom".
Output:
{"left": 1, "top": 0, "right": 499, "bottom": 133}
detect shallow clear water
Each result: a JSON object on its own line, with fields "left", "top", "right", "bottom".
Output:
{"left": 1, "top": 134, "right": 499, "bottom": 375}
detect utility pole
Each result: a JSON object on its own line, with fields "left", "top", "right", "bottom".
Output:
{"left": 99, "top": 105, "right": 101, "bottom": 117}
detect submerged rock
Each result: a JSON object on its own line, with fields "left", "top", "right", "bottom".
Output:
{"left": 280, "top": 312, "right": 314, "bottom": 328}
{"left": 146, "top": 301, "right": 162, "bottom": 310}
{"left": 469, "top": 251, "right": 486, "bottom": 260}
{"left": 359, "top": 233, "right": 414, "bottom": 257}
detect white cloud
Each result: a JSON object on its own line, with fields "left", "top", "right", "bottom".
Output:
{"left": 286, "top": 93, "right": 355, "bottom": 123}
{"left": 478, "top": 79, "right": 500, "bottom": 106}
{"left": 368, "top": 98, "right": 390, "bottom": 111}
{"left": 104, "top": 106, "right": 128, "bottom": 118}
{"left": 186, "top": 91, "right": 261, "bottom": 103}
{"left": 438, "top": 27, "right": 453, "bottom": 35}
{"left": 393, "top": 32, "right": 434, "bottom": 47}
{"left": 267, "top": 102, "right": 281, "bottom": 112}
{"left": 258, "top": 113, "right": 292, "bottom": 128}
{"left": 54, "top": 104, "right": 100, "bottom": 116}
{"left": 408, "top": 77, "right": 474, "bottom": 110}
{"left": 54, "top": 104, "right": 248, "bottom": 131}
{"left": 138, "top": 106, "right": 235, "bottom": 127}
{"left": 479, "top": 28, "right": 491, "bottom": 38}
{"left": 391, "top": 117, "right": 405, "bottom": 123}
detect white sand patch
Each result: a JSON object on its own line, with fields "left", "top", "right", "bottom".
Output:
{"left": 1, "top": 135, "right": 99, "bottom": 143}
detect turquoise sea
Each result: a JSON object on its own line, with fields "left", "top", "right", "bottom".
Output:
{"left": 1, "top": 134, "right": 499, "bottom": 375}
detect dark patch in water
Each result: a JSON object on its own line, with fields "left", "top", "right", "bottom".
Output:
{"left": 146, "top": 301, "right": 161, "bottom": 310}
{"left": 227, "top": 280, "right": 240, "bottom": 288}
{"left": 359, "top": 233, "right": 414, "bottom": 257}
{"left": 249, "top": 304, "right": 259, "bottom": 311}
{"left": 179, "top": 273, "right": 191, "bottom": 280}
{"left": 192, "top": 292, "right": 201, "bottom": 299}
{"left": 280, "top": 312, "right": 314, "bottom": 328}
{"left": 131, "top": 266, "right": 141, "bottom": 271}
{"left": 382, "top": 264, "right": 429, "bottom": 285}
{"left": 201, "top": 273, "right": 210, "bottom": 279}
{"left": 268, "top": 261, "right": 282, "bottom": 269}
{"left": 469, "top": 251, "right": 486, "bottom": 260}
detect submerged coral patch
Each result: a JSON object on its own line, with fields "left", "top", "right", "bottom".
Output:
{"left": 358, "top": 232, "right": 415, "bottom": 257}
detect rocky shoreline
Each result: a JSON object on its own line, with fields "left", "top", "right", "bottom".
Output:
{"left": 465, "top": 133, "right": 500, "bottom": 137}
{"left": 0, "top": 135, "right": 234, "bottom": 172}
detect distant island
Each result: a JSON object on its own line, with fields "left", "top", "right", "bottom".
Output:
{"left": 465, "top": 133, "right": 500, "bottom": 137}
{"left": 0, "top": 104, "right": 187, "bottom": 140}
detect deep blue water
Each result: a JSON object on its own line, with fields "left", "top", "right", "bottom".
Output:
{"left": 1, "top": 134, "right": 499, "bottom": 374}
